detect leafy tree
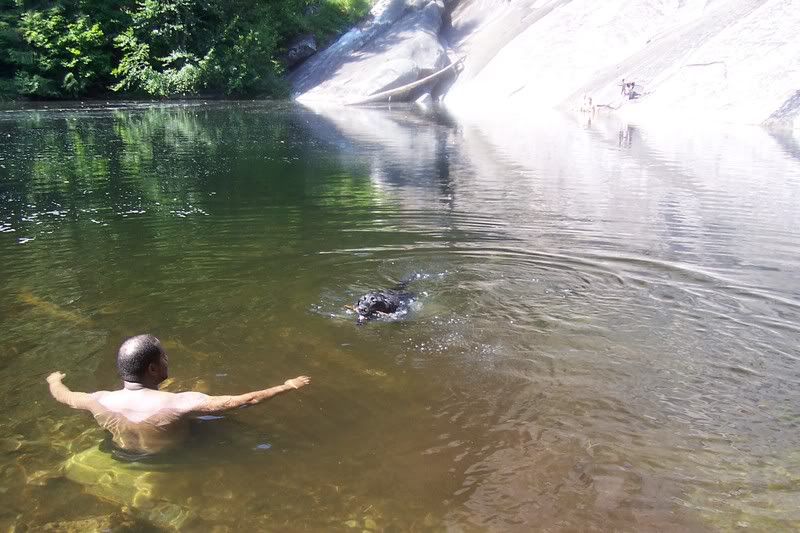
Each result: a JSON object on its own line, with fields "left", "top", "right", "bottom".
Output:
{"left": 15, "top": 7, "right": 109, "bottom": 96}
{"left": 111, "top": 0, "right": 298, "bottom": 97}
{"left": 0, "top": 0, "right": 371, "bottom": 99}
{"left": 0, "top": 0, "right": 23, "bottom": 98}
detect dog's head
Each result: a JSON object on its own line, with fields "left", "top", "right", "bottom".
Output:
{"left": 355, "top": 292, "right": 393, "bottom": 323}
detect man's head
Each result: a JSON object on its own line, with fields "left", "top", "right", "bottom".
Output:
{"left": 116, "top": 334, "right": 168, "bottom": 385}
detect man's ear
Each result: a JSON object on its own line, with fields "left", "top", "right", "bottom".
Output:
{"left": 147, "top": 362, "right": 160, "bottom": 375}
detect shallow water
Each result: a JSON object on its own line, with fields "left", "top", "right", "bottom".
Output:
{"left": 0, "top": 102, "right": 799, "bottom": 531}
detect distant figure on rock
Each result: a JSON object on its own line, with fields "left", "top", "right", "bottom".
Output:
{"left": 621, "top": 78, "right": 638, "bottom": 99}
{"left": 580, "top": 94, "right": 596, "bottom": 113}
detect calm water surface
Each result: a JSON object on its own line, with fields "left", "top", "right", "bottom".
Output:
{"left": 0, "top": 102, "right": 799, "bottom": 531}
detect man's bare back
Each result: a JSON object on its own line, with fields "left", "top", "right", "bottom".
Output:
{"left": 46, "top": 334, "right": 310, "bottom": 455}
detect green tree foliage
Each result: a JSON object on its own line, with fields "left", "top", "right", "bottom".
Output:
{"left": 16, "top": 8, "right": 108, "bottom": 96}
{"left": 0, "top": 0, "right": 24, "bottom": 97}
{"left": 0, "top": 0, "right": 370, "bottom": 99}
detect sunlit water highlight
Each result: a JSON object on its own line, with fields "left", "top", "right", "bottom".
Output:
{"left": 0, "top": 102, "right": 799, "bottom": 531}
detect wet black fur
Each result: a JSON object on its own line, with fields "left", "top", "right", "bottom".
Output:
{"left": 355, "top": 279, "right": 415, "bottom": 323}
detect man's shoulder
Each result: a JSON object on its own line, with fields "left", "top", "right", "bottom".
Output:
{"left": 170, "top": 391, "right": 210, "bottom": 412}
{"left": 95, "top": 388, "right": 173, "bottom": 404}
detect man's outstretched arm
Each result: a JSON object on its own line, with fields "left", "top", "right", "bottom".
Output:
{"left": 177, "top": 376, "right": 311, "bottom": 414}
{"left": 46, "top": 372, "right": 98, "bottom": 411}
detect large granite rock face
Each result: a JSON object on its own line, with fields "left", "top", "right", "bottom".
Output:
{"left": 443, "top": 0, "right": 800, "bottom": 127}
{"left": 291, "top": 0, "right": 450, "bottom": 104}
{"left": 293, "top": 0, "right": 799, "bottom": 127}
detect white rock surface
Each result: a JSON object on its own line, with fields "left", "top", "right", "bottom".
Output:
{"left": 291, "top": 0, "right": 449, "bottom": 104}
{"left": 443, "top": 0, "right": 800, "bottom": 127}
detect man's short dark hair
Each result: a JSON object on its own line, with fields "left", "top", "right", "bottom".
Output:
{"left": 117, "top": 334, "right": 164, "bottom": 382}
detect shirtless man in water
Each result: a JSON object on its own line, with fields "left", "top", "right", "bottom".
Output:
{"left": 46, "top": 334, "right": 310, "bottom": 456}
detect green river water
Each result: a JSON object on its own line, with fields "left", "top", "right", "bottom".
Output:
{"left": 0, "top": 102, "right": 799, "bottom": 531}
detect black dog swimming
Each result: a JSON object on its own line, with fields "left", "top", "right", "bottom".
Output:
{"left": 351, "top": 277, "right": 417, "bottom": 324}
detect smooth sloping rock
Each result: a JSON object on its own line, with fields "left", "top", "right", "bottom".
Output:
{"left": 443, "top": 0, "right": 800, "bottom": 127}
{"left": 291, "top": 0, "right": 449, "bottom": 104}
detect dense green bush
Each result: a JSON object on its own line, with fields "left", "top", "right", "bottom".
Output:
{"left": 16, "top": 8, "right": 109, "bottom": 96}
{"left": 0, "top": 0, "right": 370, "bottom": 99}
{"left": 0, "top": 0, "right": 21, "bottom": 98}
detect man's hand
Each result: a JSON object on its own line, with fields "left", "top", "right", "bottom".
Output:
{"left": 46, "top": 371, "right": 66, "bottom": 384}
{"left": 284, "top": 376, "right": 311, "bottom": 390}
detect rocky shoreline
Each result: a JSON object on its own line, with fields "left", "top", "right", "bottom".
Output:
{"left": 290, "top": 0, "right": 456, "bottom": 106}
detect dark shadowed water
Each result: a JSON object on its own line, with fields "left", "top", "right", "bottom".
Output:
{"left": 0, "top": 102, "right": 799, "bottom": 531}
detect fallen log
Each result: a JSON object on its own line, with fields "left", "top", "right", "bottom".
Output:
{"left": 346, "top": 56, "right": 465, "bottom": 106}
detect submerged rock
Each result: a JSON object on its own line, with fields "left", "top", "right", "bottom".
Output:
{"left": 64, "top": 447, "right": 192, "bottom": 530}
{"left": 40, "top": 515, "right": 131, "bottom": 531}
{"left": 291, "top": 0, "right": 450, "bottom": 104}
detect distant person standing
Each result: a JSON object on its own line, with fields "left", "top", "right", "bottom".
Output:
{"left": 621, "top": 78, "right": 637, "bottom": 98}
